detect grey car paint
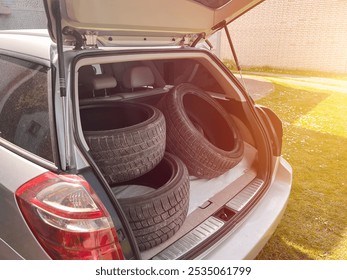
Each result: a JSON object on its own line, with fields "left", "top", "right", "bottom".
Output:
{"left": 0, "top": 146, "right": 50, "bottom": 259}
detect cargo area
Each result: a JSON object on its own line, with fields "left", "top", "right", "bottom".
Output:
{"left": 74, "top": 50, "right": 267, "bottom": 259}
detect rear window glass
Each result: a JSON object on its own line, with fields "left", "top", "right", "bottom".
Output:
{"left": 0, "top": 55, "right": 54, "bottom": 162}
{"left": 153, "top": 59, "right": 225, "bottom": 93}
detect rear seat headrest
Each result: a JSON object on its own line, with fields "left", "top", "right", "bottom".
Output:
{"left": 78, "top": 65, "right": 96, "bottom": 90}
{"left": 91, "top": 74, "right": 117, "bottom": 90}
{"left": 123, "top": 66, "right": 155, "bottom": 89}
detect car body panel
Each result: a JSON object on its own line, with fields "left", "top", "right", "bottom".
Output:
{"left": 0, "top": 145, "right": 48, "bottom": 191}
{"left": 0, "top": 30, "right": 51, "bottom": 62}
{"left": 0, "top": 146, "right": 50, "bottom": 260}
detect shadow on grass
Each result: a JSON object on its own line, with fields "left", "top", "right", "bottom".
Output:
{"left": 256, "top": 84, "right": 332, "bottom": 124}
{"left": 256, "top": 234, "right": 313, "bottom": 260}
{"left": 256, "top": 82, "right": 347, "bottom": 260}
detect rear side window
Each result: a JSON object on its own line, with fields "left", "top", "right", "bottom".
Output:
{"left": 0, "top": 55, "right": 53, "bottom": 162}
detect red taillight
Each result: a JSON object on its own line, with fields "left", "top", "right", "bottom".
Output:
{"left": 15, "top": 172, "right": 124, "bottom": 260}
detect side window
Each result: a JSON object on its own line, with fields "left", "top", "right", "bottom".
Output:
{"left": 0, "top": 55, "right": 54, "bottom": 162}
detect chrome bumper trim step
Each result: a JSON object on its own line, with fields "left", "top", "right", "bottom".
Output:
{"left": 152, "top": 178, "right": 264, "bottom": 260}
{"left": 153, "top": 216, "right": 224, "bottom": 260}
{"left": 226, "top": 178, "right": 264, "bottom": 211}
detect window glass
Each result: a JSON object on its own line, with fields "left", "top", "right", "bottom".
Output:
{"left": 0, "top": 55, "right": 53, "bottom": 162}
{"left": 154, "top": 59, "right": 225, "bottom": 94}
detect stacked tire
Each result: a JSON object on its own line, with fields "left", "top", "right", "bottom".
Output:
{"left": 80, "top": 102, "right": 166, "bottom": 184}
{"left": 157, "top": 83, "right": 244, "bottom": 179}
{"left": 80, "top": 83, "right": 244, "bottom": 252}
{"left": 80, "top": 102, "right": 189, "bottom": 251}
{"left": 113, "top": 152, "right": 189, "bottom": 251}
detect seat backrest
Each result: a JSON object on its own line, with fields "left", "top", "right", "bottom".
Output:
{"left": 118, "top": 66, "right": 168, "bottom": 99}
{"left": 79, "top": 74, "right": 122, "bottom": 106}
{"left": 122, "top": 66, "right": 155, "bottom": 91}
{"left": 91, "top": 74, "right": 117, "bottom": 96}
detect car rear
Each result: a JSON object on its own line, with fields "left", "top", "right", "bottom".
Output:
{"left": 0, "top": 0, "right": 292, "bottom": 260}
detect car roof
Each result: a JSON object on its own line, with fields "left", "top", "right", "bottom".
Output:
{"left": 0, "top": 29, "right": 52, "bottom": 61}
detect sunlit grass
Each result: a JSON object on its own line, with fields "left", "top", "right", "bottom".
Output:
{"left": 254, "top": 78, "right": 347, "bottom": 260}
{"left": 224, "top": 63, "right": 347, "bottom": 81}
{"left": 259, "top": 76, "right": 347, "bottom": 94}
{"left": 258, "top": 76, "right": 347, "bottom": 139}
{"left": 295, "top": 93, "right": 347, "bottom": 139}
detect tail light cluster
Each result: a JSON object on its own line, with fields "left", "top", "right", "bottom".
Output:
{"left": 15, "top": 172, "right": 124, "bottom": 260}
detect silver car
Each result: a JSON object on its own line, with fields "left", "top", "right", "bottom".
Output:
{"left": 0, "top": 0, "right": 292, "bottom": 260}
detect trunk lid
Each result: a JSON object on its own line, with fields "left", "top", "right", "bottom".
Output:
{"left": 44, "top": 0, "right": 264, "bottom": 47}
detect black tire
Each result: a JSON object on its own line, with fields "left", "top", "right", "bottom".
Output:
{"left": 112, "top": 152, "right": 190, "bottom": 251}
{"left": 157, "top": 83, "right": 244, "bottom": 179}
{"left": 80, "top": 102, "right": 166, "bottom": 184}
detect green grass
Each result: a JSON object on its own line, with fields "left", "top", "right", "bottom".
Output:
{"left": 244, "top": 66, "right": 347, "bottom": 80}
{"left": 254, "top": 78, "right": 347, "bottom": 260}
{"left": 223, "top": 60, "right": 347, "bottom": 80}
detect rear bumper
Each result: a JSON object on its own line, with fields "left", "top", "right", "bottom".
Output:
{"left": 202, "top": 157, "right": 292, "bottom": 260}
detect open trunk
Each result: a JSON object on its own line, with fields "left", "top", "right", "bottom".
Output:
{"left": 73, "top": 48, "right": 272, "bottom": 259}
